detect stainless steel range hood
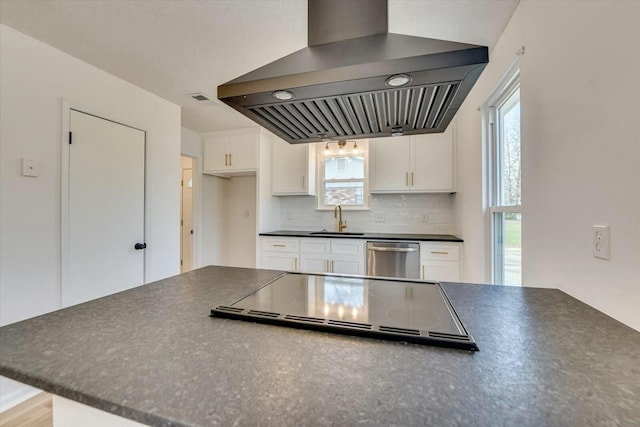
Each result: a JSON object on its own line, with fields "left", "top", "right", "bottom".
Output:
{"left": 218, "top": 0, "right": 488, "bottom": 144}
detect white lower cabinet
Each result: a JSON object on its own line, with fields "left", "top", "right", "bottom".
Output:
{"left": 331, "top": 257, "right": 364, "bottom": 275}
{"left": 420, "top": 242, "right": 462, "bottom": 281}
{"left": 261, "top": 237, "right": 365, "bottom": 275}
{"left": 299, "top": 238, "right": 365, "bottom": 275}
{"left": 261, "top": 237, "right": 460, "bottom": 280}
{"left": 260, "top": 237, "right": 300, "bottom": 271}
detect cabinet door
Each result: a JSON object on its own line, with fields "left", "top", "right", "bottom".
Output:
{"left": 272, "top": 139, "right": 315, "bottom": 195}
{"left": 261, "top": 253, "right": 298, "bottom": 271}
{"left": 411, "top": 126, "right": 454, "bottom": 192}
{"left": 421, "top": 260, "right": 459, "bottom": 282}
{"left": 203, "top": 137, "right": 228, "bottom": 172}
{"left": 330, "top": 256, "right": 365, "bottom": 275}
{"left": 300, "top": 254, "right": 329, "bottom": 274}
{"left": 227, "top": 132, "right": 257, "bottom": 171}
{"left": 369, "top": 136, "right": 411, "bottom": 192}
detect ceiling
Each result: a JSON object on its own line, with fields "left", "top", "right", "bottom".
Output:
{"left": 0, "top": 0, "right": 519, "bottom": 133}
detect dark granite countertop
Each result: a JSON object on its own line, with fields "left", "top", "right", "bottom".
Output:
{"left": 1, "top": 266, "right": 639, "bottom": 426}
{"left": 260, "top": 230, "right": 464, "bottom": 242}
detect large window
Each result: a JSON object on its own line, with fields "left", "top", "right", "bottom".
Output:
{"left": 318, "top": 141, "right": 368, "bottom": 209}
{"left": 486, "top": 69, "right": 521, "bottom": 286}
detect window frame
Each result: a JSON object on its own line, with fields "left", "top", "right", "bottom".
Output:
{"left": 483, "top": 63, "right": 521, "bottom": 285}
{"left": 316, "top": 141, "right": 369, "bottom": 210}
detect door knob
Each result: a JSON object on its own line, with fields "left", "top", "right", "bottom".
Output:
{"left": 134, "top": 243, "right": 147, "bottom": 250}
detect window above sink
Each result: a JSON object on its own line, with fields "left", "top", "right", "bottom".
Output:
{"left": 317, "top": 140, "right": 369, "bottom": 210}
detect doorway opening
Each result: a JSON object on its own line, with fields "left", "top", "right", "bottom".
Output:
{"left": 180, "top": 156, "right": 195, "bottom": 272}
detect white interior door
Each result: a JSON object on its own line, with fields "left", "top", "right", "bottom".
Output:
{"left": 181, "top": 167, "right": 193, "bottom": 272}
{"left": 65, "top": 110, "right": 145, "bottom": 307}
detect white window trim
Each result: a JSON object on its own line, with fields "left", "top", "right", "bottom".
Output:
{"left": 317, "top": 142, "right": 369, "bottom": 210}
{"left": 483, "top": 61, "right": 521, "bottom": 285}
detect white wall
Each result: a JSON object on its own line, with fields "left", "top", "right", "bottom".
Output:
{"left": 257, "top": 132, "right": 281, "bottom": 234}
{"left": 455, "top": 1, "right": 640, "bottom": 330}
{"left": 226, "top": 176, "right": 257, "bottom": 268}
{"left": 199, "top": 175, "right": 228, "bottom": 266}
{"left": 0, "top": 24, "right": 181, "bottom": 408}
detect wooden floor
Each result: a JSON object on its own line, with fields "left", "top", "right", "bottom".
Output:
{"left": 0, "top": 393, "right": 52, "bottom": 427}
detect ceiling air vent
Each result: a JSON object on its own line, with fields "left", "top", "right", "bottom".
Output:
{"left": 191, "top": 93, "right": 210, "bottom": 101}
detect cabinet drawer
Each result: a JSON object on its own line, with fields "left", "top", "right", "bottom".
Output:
{"left": 261, "top": 238, "right": 299, "bottom": 253}
{"left": 420, "top": 244, "right": 460, "bottom": 261}
{"left": 331, "top": 239, "right": 365, "bottom": 256}
{"left": 300, "top": 239, "right": 331, "bottom": 254}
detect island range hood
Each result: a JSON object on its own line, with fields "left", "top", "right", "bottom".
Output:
{"left": 217, "top": 0, "right": 489, "bottom": 144}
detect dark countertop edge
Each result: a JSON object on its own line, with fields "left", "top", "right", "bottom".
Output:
{"left": 259, "top": 230, "right": 464, "bottom": 242}
{"left": 0, "top": 367, "right": 181, "bottom": 427}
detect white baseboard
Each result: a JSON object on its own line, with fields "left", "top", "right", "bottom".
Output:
{"left": 0, "top": 377, "right": 41, "bottom": 413}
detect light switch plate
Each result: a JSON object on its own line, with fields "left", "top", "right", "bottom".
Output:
{"left": 593, "top": 224, "right": 610, "bottom": 260}
{"left": 21, "top": 158, "right": 38, "bottom": 177}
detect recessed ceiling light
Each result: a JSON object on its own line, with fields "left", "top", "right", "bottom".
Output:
{"left": 385, "top": 74, "right": 412, "bottom": 88}
{"left": 391, "top": 126, "right": 404, "bottom": 136}
{"left": 272, "top": 90, "right": 295, "bottom": 101}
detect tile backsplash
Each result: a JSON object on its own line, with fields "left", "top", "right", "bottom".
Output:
{"left": 278, "top": 193, "right": 457, "bottom": 235}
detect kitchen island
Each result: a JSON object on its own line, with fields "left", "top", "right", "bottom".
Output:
{"left": 1, "top": 266, "right": 639, "bottom": 426}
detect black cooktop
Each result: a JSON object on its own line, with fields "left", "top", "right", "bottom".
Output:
{"left": 212, "top": 273, "right": 478, "bottom": 351}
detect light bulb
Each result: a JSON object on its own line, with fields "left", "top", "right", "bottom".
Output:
{"left": 352, "top": 141, "right": 359, "bottom": 153}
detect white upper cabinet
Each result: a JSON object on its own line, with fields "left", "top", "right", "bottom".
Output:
{"left": 203, "top": 128, "right": 258, "bottom": 177}
{"left": 412, "top": 130, "right": 454, "bottom": 191}
{"left": 369, "top": 136, "right": 412, "bottom": 191}
{"left": 369, "top": 125, "right": 455, "bottom": 193}
{"left": 272, "top": 137, "right": 316, "bottom": 195}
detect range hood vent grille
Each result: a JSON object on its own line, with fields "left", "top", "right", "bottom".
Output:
{"left": 248, "top": 82, "right": 459, "bottom": 142}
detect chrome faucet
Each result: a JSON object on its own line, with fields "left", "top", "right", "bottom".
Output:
{"left": 334, "top": 205, "right": 347, "bottom": 232}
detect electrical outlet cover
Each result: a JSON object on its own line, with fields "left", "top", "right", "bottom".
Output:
{"left": 593, "top": 224, "right": 610, "bottom": 260}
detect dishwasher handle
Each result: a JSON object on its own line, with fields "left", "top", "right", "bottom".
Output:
{"left": 368, "top": 246, "right": 418, "bottom": 252}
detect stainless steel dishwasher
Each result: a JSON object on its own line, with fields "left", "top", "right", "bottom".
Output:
{"left": 366, "top": 241, "right": 420, "bottom": 279}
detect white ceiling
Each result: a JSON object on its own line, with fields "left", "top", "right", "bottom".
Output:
{"left": 0, "top": 0, "right": 519, "bottom": 133}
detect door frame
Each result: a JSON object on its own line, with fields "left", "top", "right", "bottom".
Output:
{"left": 180, "top": 156, "right": 196, "bottom": 272}
{"left": 60, "top": 100, "right": 148, "bottom": 307}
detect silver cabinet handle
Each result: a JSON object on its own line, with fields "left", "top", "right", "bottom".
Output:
{"left": 431, "top": 251, "right": 449, "bottom": 255}
{"left": 224, "top": 153, "right": 228, "bottom": 166}
{"left": 406, "top": 172, "right": 409, "bottom": 186}
{"left": 272, "top": 244, "right": 286, "bottom": 248}
{"left": 302, "top": 176, "right": 306, "bottom": 189}
{"left": 368, "top": 247, "right": 418, "bottom": 252}
{"left": 411, "top": 172, "right": 414, "bottom": 186}
{"left": 229, "top": 153, "right": 232, "bottom": 166}
{"left": 331, "top": 260, "right": 334, "bottom": 273}
{"left": 294, "top": 257, "right": 298, "bottom": 271}
{"left": 422, "top": 265, "right": 425, "bottom": 280}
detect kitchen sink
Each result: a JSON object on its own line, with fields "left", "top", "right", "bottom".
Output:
{"left": 309, "top": 231, "right": 365, "bottom": 236}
